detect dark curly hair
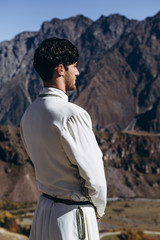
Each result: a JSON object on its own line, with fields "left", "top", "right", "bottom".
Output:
{"left": 33, "top": 37, "right": 79, "bottom": 82}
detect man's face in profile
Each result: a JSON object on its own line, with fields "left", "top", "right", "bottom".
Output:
{"left": 64, "top": 62, "right": 79, "bottom": 91}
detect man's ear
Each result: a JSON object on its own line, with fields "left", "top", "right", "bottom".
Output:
{"left": 57, "top": 64, "right": 65, "bottom": 76}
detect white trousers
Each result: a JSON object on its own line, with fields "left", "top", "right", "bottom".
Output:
{"left": 29, "top": 195, "right": 100, "bottom": 240}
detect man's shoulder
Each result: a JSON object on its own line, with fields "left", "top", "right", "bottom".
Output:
{"left": 21, "top": 98, "right": 91, "bottom": 129}
{"left": 55, "top": 100, "right": 90, "bottom": 122}
{"left": 66, "top": 101, "right": 87, "bottom": 116}
{"left": 60, "top": 102, "right": 92, "bottom": 130}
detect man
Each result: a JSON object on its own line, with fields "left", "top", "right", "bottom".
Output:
{"left": 20, "top": 37, "right": 107, "bottom": 240}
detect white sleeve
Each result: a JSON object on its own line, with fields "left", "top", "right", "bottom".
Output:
{"left": 60, "top": 111, "right": 107, "bottom": 218}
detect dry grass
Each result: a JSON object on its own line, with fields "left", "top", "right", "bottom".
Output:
{"left": 100, "top": 199, "right": 160, "bottom": 232}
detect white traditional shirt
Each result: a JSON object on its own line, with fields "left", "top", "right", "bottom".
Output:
{"left": 20, "top": 87, "right": 107, "bottom": 218}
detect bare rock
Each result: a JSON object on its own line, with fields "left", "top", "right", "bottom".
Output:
{"left": 0, "top": 227, "right": 28, "bottom": 240}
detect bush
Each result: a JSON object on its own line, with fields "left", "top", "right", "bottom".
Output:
{"left": 0, "top": 211, "right": 20, "bottom": 233}
{"left": 0, "top": 210, "right": 31, "bottom": 236}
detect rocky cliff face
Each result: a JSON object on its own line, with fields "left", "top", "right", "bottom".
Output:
{"left": 0, "top": 125, "right": 39, "bottom": 201}
{"left": 0, "top": 13, "right": 160, "bottom": 132}
{"left": 96, "top": 130, "right": 160, "bottom": 197}
{"left": 0, "top": 125, "right": 160, "bottom": 201}
{"left": 71, "top": 12, "right": 160, "bottom": 132}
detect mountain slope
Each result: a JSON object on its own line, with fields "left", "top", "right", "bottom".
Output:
{"left": 0, "top": 125, "right": 160, "bottom": 201}
{"left": 0, "top": 13, "right": 160, "bottom": 131}
{"left": 0, "top": 125, "right": 39, "bottom": 201}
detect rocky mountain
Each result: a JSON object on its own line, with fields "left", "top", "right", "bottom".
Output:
{"left": 71, "top": 12, "right": 160, "bottom": 132}
{"left": 0, "top": 125, "right": 160, "bottom": 201}
{"left": 0, "top": 125, "right": 39, "bottom": 201}
{"left": 0, "top": 12, "right": 160, "bottom": 132}
{"left": 96, "top": 130, "right": 160, "bottom": 197}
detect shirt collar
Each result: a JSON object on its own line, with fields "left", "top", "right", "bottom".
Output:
{"left": 40, "top": 87, "right": 68, "bottom": 102}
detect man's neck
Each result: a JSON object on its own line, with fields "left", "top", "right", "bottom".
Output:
{"left": 44, "top": 81, "right": 66, "bottom": 93}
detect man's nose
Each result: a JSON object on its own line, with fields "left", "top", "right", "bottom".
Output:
{"left": 76, "top": 69, "right": 80, "bottom": 76}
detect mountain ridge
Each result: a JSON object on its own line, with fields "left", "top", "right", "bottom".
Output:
{"left": 0, "top": 12, "right": 160, "bottom": 131}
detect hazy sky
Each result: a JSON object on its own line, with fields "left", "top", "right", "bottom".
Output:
{"left": 0, "top": 0, "right": 160, "bottom": 42}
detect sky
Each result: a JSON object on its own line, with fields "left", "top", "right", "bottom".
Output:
{"left": 0, "top": 0, "right": 160, "bottom": 42}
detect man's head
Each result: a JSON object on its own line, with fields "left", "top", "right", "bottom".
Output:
{"left": 33, "top": 37, "right": 79, "bottom": 83}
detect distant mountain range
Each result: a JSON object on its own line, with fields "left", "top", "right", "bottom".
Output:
{"left": 0, "top": 12, "right": 160, "bottom": 132}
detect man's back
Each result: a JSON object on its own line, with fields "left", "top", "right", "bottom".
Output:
{"left": 21, "top": 87, "right": 91, "bottom": 201}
